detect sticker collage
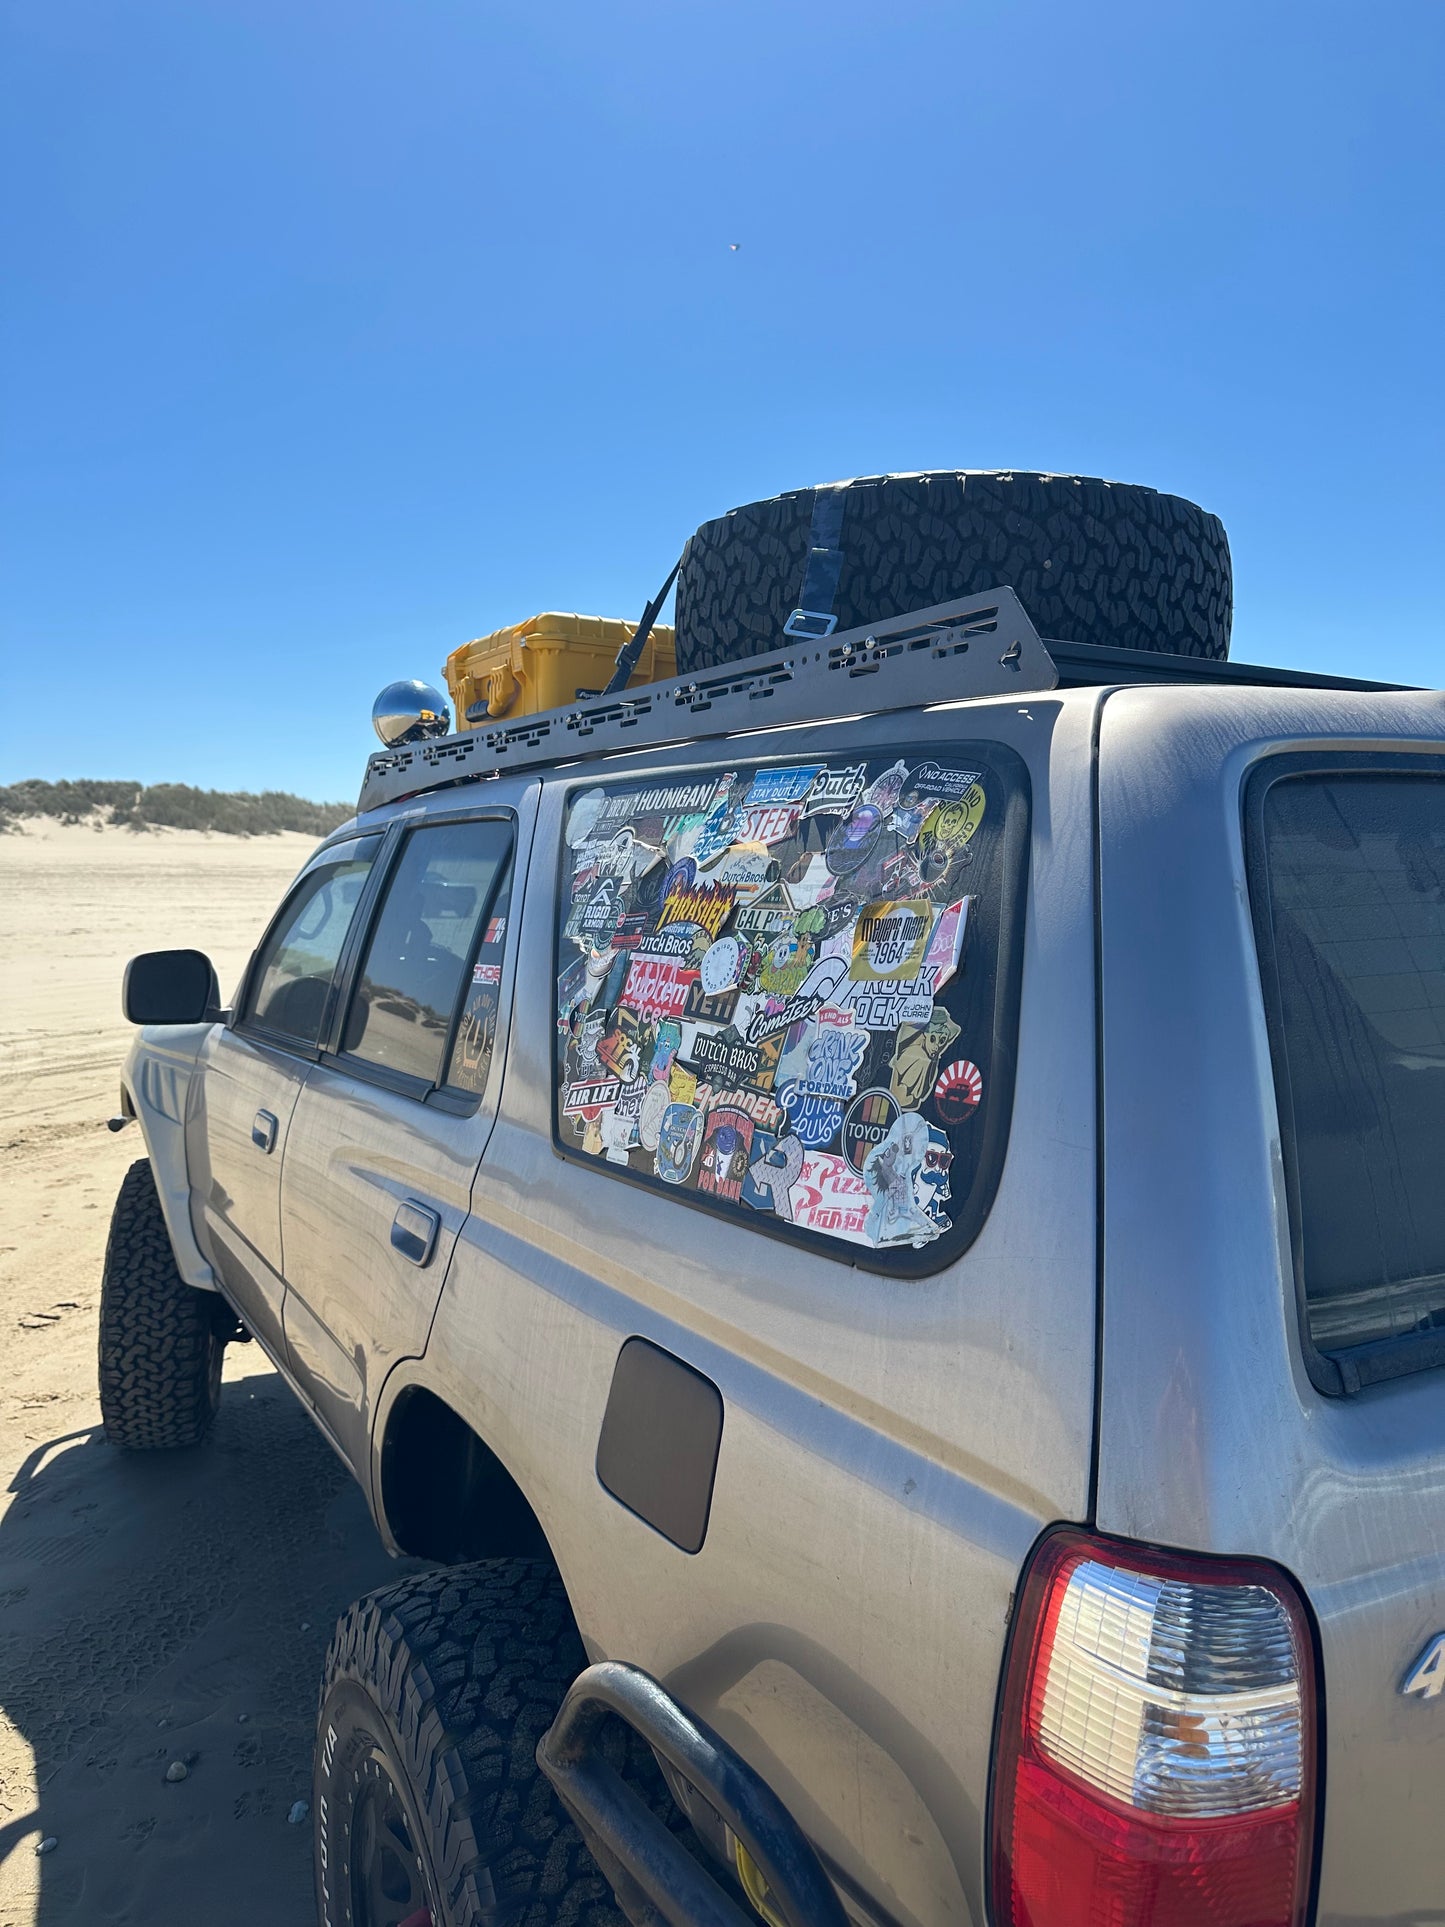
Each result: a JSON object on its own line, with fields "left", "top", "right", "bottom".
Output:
{"left": 554, "top": 753, "right": 995, "bottom": 1256}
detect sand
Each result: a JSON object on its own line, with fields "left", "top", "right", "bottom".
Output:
{"left": 0, "top": 822, "right": 420, "bottom": 1927}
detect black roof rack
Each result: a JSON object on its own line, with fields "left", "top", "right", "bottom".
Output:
{"left": 358, "top": 588, "right": 1059, "bottom": 813}
{"left": 357, "top": 588, "right": 1421, "bottom": 815}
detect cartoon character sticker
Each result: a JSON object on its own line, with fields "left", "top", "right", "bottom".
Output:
{"left": 890, "top": 1008, "right": 963, "bottom": 1109}
{"left": 862, "top": 1111, "right": 942, "bottom": 1248}
{"left": 918, "top": 1124, "right": 954, "bottom": 1232}
{"left": 916, "top": 786, "right": 987, "bottom": 890}
{"left": 697, "top": 1107, "right": 754, "bottom": 1201}
{"left": 649, "top": 1019, "right": 683, "bottom": 1083}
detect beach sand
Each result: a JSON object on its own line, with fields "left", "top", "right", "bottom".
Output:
{"left": 0, "top": 821, "right": 419, "bottom": 1927}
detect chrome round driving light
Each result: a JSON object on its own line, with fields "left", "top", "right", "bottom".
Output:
{"left": 371, "top": 680, "right": 451, "bottom": 747}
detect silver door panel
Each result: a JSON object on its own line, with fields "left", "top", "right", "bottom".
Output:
{"left": 188, "top": 1025, "right": 310, "bottom": 1349}
{"left": 281, "top": 788, "right": 536, "bottom": 1474}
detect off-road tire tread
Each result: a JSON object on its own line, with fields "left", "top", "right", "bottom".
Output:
{"left": 318, "top": 1560, "right": 629, "bottom": 1927}
{"left": 674, "top": 469, "right": 1232, "bottom": 670}
{"left": 98, "top": 1157, "right": 223, "bottom": 1450}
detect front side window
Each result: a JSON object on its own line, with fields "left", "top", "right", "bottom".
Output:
{"left": 341, "top": 817, "right": 512, "bottom": 1089}
{"left": 1253, "top": 765, "right": 1445, "bottom": 1384}
{"left": 552, "top": 747, "right": 1028, "bottom": 1274}
{"left": 245, "top": 836, "right": 382, "bottom": 1046}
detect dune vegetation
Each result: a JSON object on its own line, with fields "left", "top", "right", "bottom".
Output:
{"left": 0, "top": 778, "right": 351, "bottom": 837}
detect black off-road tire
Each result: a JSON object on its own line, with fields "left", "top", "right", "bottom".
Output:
{"left": 98, "top": 1157, "right": 224, "bottom": 1450}
{"left": 315, "top": 1561, "right": 627, "bottom": 1927}
{"left": 674, "top": 470, "right": 1232, "bottom": 670}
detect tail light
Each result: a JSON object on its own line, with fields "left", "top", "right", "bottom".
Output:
{"left": 990, "top": 1529, "right": 1319, "bottom": 1927}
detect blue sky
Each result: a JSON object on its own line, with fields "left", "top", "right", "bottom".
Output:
{"left": 3, "top": 0, "right": 1441, "bottom": 803}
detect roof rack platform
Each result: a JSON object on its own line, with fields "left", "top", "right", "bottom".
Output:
{"left": 356, "top": 587, "right": 1416, "bottom": 815}
{"left": 358, "top": 588, "right": 1057, "bottom": 813}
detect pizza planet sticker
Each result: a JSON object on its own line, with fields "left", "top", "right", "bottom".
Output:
{"left": 851, "top": 899, "right": 936, "bottom": 982}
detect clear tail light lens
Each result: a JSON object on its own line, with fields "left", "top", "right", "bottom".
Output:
{"left": 990, "top": 1529, "right": 1319, "bottom": 1927}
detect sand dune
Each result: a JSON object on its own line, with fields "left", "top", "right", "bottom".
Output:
{"left": 0, "top": 821, "right": 417, "bottom": 1927}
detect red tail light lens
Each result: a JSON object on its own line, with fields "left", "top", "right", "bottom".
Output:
{"left": 990, "top": 1529, "right": 1319, "bottom": 1927}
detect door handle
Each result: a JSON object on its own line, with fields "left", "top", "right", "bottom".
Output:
{"left": 252, "top": 1109, "right": 278, "bottom": 1154}
{"left": 391, "top": 1199, "right": 440, "bottom": 1268}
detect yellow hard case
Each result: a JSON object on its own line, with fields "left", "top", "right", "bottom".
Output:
{"left": 443, "top": 613, "right": 676, "bottom": 728}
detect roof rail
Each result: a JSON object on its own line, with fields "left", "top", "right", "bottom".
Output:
{"left": 357, "top": 587, "right": 1059, "bottom": 813}
{"left": 1047, "top": 639, "right": 1411, "bottom": 695}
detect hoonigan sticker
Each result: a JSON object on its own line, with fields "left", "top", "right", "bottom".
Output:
{"left": 554, "top": 752, "right": 1006, "bottom": 1260}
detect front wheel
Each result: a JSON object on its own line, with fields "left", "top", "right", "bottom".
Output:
{"left": 315, "top": 1561, "right": 621, "bottom": 1927}
{"left": 98, "top": 1158, "right": 224, "bottom": 1449}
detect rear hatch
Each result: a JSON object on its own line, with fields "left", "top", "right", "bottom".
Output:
{"left": 1092, "top": 689, "right": 1445, "bottom": 1926}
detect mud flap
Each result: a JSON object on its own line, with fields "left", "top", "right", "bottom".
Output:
{"left": 536, "top": 1662, "right": 846, "bottom": 1927}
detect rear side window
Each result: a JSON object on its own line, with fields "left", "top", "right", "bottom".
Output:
{"left": 245, "top": 836, "right": 382, "bottom": 1046}
{"left": 341, "top": 817, "right": 512, "bottom": 1090}
{"left": 1252, "top": 764, "right": 1445, "bottom": 1388}
{"left": 552, "top": 747, "right": 1028, "bottom": 1275}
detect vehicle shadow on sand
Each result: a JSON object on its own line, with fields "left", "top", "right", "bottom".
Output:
{"left": 0, "top": 1360, "right": 424, "bottom": 1927}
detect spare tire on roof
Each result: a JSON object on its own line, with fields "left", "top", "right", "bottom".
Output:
{"left": 673, "top": 470, "right": 1231, "bottom": 672}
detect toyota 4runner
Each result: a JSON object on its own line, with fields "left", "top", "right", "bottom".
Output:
{"left": 103, "top": 589, "right": 1445, "bottom": 1927}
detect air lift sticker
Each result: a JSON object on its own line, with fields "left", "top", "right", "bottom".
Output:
{"left": 554, "top": 750, "right": 1007, "bottom": 1264}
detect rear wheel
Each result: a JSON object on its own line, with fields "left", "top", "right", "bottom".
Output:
{"left": 315, "top": 1561, "right": 623, "bottom": 1927}
{"left": 98, "top": 1157, "right": 224, "bottom": 1450}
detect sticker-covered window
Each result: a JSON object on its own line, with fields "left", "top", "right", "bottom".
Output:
{"left": 552, "top": 748, "right": 1028, "bottom": 1272}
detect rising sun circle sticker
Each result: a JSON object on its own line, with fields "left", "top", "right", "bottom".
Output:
{"left": 933, "top": 1058, "right": 983, "bottom": 1121}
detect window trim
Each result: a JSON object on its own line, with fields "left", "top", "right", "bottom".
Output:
{"left": 231, "top": 830, "right": 390, "bottom": 1060}
{"left": 1244, "top": 748, "right": 1445, "bottom": 1396}
{"left": 548, "top": 744, "right": 1032, "bottom": 1279}
{"left": 321, "top": 806, "right": 517, "bottom": 1109}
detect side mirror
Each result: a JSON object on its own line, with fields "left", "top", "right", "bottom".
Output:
{"left": 123, "top": 949, "right": 221, "bottom": 1025}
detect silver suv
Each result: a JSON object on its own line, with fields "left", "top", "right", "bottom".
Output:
{"left": 104, "top": 595, "right": 1445, "bottom": 1927}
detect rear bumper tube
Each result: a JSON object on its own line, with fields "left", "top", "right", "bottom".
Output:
{"left": 536, "top": 1661, "right": 847, "bottom": 1927}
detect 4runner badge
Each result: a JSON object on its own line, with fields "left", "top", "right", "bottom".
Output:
{"left": 1401, "top": 1634, "right": 1445, "bottom": 1701}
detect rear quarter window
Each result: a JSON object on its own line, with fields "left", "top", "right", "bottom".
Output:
{"left": 551, "top": 746, "right": 1029, "bottom": 1275}
{"left": 1249, "top": 757, "right": 1445, "bottom": 1390}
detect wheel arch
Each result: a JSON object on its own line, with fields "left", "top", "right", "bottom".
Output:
{"left": 370, "top": 1370, "right": 559, "bottom": 1571}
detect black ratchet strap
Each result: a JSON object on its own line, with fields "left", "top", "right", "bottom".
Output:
{"left": 603, "top": 555, "right": 682, "bottom": 698}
